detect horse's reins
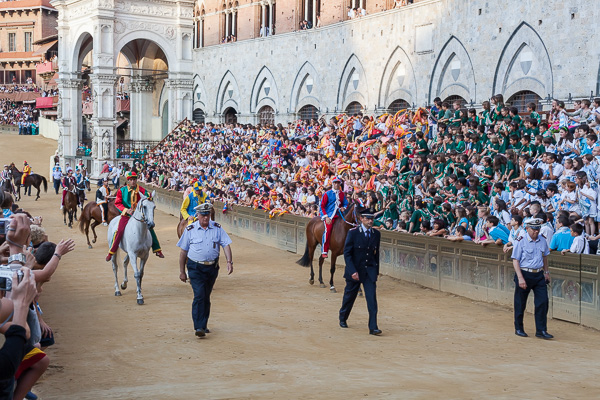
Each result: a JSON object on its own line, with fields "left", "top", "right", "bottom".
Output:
{"left": 339, "top": 203, "right": 359, "bottom": 227}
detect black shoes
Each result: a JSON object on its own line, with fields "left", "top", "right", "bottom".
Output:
{"left": 339, "top": 321, "right": 348, "bottom": 328}
{"left": 205, "top": 328, "right": 210, "bottom": 334}
{"left": 369, "top": 329, "right": 382, "bottom": 336}
{"left": 535, "top": 331, "right": 554, "bottom": 340}
{"left": 195, "top": 329, "right": 206, "bottom": 338}
{"left": 515, "top": 329, "right": 528, "bottom": 337}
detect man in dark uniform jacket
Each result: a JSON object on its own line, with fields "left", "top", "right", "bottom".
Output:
{"left": 339, "top": 208, "right": 382, "bottom": 335}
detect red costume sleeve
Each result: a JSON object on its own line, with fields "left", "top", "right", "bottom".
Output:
{"left": 320, "top": 192, "right": 329, "bottom": 216}
{"left": 115, "top": 188, "right": 125, "bottom": 211}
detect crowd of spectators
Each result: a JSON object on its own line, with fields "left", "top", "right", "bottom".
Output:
{"left": 0, "top": 191, "right": 75, "bottom": 399}
{"left": 137, "top": 94, "right": 600, "bottom": 256}
{"left": 0, "top": 101, "right": 39, "bottom": 129}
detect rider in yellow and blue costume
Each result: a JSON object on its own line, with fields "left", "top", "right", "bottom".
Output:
{"left": 181, "top": 182, "right": 208, "bottom": 224}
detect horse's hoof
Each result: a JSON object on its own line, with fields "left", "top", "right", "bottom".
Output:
{"left": 137, "top": 299, "right": 144, "bottom": 305}
{"left": 115, "top": 291, "right": 121, "bottom": 296}
{"left": 121, "top": 283, "right": 127, "bottom": 290}
{"left": 309, "top": 279, "right": 314, "bottom": 285}
{"left": 330, "top": 287, "right": 337, "bottom": 293}
{"left": 88, "top": 245, "right": 93, "bottom": 249}
{"left": 320, "top": 283, "right": 326, "bottom": 288}
{"left": 92, "top": 239, "right": 97, "bottom": 244}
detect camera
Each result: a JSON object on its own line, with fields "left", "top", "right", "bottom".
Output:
{"left": 0, "top": 218, "right": 9, "bottom": 235}
{"left": 0, "top": 265, "right": 24, "bottom": 291}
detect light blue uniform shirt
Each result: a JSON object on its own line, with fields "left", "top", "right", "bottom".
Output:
{"left": 511, "top": 231, "right": 550, "bottom": 270}
{"left": 177, "top": 220, "right": 232, "bottom": 263}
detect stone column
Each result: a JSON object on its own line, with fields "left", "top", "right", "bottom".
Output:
{"left": 232, "top": 10, "right": 237, "bottom": 36}
{"left": 165, "top": 76, "right": 194, "bottom": 135}
{"left": 89, "top": 73, "right": 118, "bottom": 178}
{"left": 304, "top": 0, "right": 309, "bottom": 22}
{"left": 261, "top": 4, "right": 266, "bottom": 34}
{"left": 268, "top": 2, "right": 273, "bottom": 34}
{"left": 56, "top": 76, "right": 83, "bottom": 167}
{"left": 225, "top": 10, "right": 230, "bottom": 38}
{"left": 199, "top": 18, "right": 204, "bottom": 48}
{"left": 130, "top": 77, "right": 155, "bottom": 141}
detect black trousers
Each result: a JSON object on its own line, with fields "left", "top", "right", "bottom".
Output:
{"left": 187, "top": 260, "right": 219, "bottom": 331}
{"left": 53, "top": 178, "right": 60, "bottom": 194}
{"left": 514, "top": 271, "right": 549, "bottom": 333}
{"left": 339, "top": 274, "right": 378, "bottom": 331}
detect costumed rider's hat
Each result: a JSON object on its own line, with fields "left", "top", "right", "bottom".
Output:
{"left": 332, "top": 177, "right": 342, "bottom": 184}
{"left": 195, "top": 202, "right": 213, "bottom": 215}
{"left": 357, "top": 207, "right": 375, "bottom": 219}
{"left": 524, "top": 217, "right": 543, "bottom": 230}
{"left": 125, "top": 171, "right": 138, "bottom": 180}
{"left": 193, "top": 182, "right": 202, "bottom": 191}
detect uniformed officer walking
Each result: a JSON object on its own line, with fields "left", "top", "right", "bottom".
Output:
{"left": 511, "top": 217, "right": 553, "bottom": 339}
{"left": 177, "top": 202, "right": 234, "bottom": 338}
{"left": 339, "top": 208, "right": 382, "bottom": 335}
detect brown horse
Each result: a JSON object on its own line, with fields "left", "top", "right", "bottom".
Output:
{"left": 62, "top": 185, "right": 79, "bottom": 228}
{"left": 176, "top": 207, "right": 217, "bottom": 238}
{"left": 9, "top": 164, "right": 47, "bottom": 201}
{"left": 79, "top": 200, "right": 121, "bottom": 248}
{"left": 296, "top": 202, "right": 358, "bottom": 293}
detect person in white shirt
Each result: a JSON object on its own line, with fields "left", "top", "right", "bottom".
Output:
{"left": 562, "top": 223, "right": 589, "bottom": 255}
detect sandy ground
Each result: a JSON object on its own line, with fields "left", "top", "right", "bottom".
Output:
{"left": 2, "top": 134, "right": 600, "bottom": 400}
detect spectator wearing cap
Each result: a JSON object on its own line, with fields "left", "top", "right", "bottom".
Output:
{"left": 339, "top": 207, "right": 382, "bottom": 336}
{"left": 177, "top": 202, "right": 234, "bottom": 338}
{"left": 511, "top": 217, "right": 553, "bottom": 339}
{"left": 180, "top": 182, "right": 208, "bottom": 223}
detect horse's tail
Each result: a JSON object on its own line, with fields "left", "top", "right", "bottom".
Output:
{"left": 296, "top": 241, "right": 311, "bottom": 267}
{"left": 78, "top": 205, "right": 89, "bottom": 234}
{"left": 41, "top": 176, "right": 48, "bottom": 192}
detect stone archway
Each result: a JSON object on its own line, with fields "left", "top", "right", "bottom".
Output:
{"left": 53, "top": 0, "right": 194, "bottom": 177}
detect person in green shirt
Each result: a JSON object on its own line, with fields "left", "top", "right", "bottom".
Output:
{"left": 520, "top": 135, "right": 536, "bottom": 158}
{"left": 454, "top": 134, "right": 466, "bottom": 154}
{"left": 509, "top": 107, "right": 522, "bottom": 127}
{"left": 408, "top": 200, "right": 426, "bottom": 233}
{"left": 527, "top": 102, "right": 542, "bottom": 125}
{"left": 534, "top": 135, "right": 546, "bottom": 158}
{"left": 522, "top": 118, "right": 539, "bottom": 137}
{"left": 480, "top": 100, "right": 493, "bottom": 126}
{"left": 415, "top": 131, "right": 429, "bottom": 156}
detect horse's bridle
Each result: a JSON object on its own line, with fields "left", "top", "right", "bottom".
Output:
{"left": 340, "top": 203, "right": 359, "bottom": 227}
{"left": 132, "top": 198, "right": 152, "bottom": 226}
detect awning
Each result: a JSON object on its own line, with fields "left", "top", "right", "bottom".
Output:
{"left": 36, "top": 96, "right": 54, "bottom": 109}
{"left": 0, "top": 92, "right": 40, "bottom": 102}
{"left": 32, "top": 40, "right": 57, "bottom": 56}
{"left": 116, "top": 118, "right": 128, "bottom": 129}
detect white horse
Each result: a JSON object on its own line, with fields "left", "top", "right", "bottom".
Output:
{"left": 107, "top": 191, "right": 156, "bottom": 305}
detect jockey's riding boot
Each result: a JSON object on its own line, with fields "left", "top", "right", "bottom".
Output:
{"left": 106, "top": 254, "right": 112, "bottom": 262}
{"left": 155, "top": 251, "right": 165, "bottom": 258}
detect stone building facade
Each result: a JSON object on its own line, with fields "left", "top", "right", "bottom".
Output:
{"left": 190, "top": 0, "right": 600, "bottom": 125}
{"left": 0, "top": 0, "right": 58, "bottom": 85}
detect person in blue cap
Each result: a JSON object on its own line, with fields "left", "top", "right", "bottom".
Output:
{"left": 511, "top": 217, "right": 553, "bottom": 339}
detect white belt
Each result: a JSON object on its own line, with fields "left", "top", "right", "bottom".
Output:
{"left": 190, "top": 259, "right": 217, "bottom": 265}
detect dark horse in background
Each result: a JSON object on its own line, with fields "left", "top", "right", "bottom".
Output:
{"left": 63, "top": 182, "right": 87, "bottom": 228}
{"left": 79, "top": 199, "right": 121, "bottom": 248}
{"left": 9, "top": 163, "right": 47, "bottom": 201}
{"left": 296, "top": 202, "right": 358, "bottom": 293}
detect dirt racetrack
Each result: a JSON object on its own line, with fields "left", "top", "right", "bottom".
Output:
{"left": 3, "top": 134, "right": 600, "bottom": 400}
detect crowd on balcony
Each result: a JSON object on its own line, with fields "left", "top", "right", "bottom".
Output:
{"left": 0, "top": 85, "right": 40, "bottom": 94}
{"left": 137, "top": 94, "right": 600, "bottom": 256}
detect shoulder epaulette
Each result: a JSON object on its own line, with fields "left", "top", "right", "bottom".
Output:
{"left": 213, "top": 222, "right": 221, "bottom": 228}
{"left": 515, "top": 236, "right": 523, "bottom": 241}
{"left": 186, "top": 224, "right": 194, "bottom": 231}
{"left": 350, "top": 226, "right": 359, "bottom": 231}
